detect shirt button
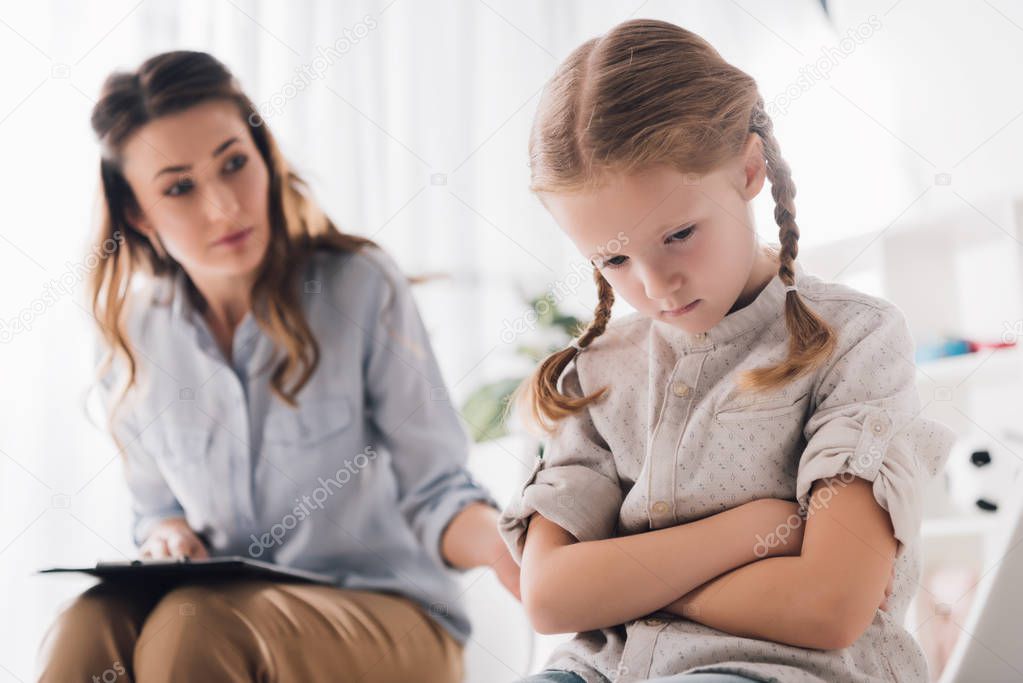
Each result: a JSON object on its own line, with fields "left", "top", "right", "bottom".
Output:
{"left": 672, "top": 382, "right": 690, "bottom": 397}
{"left": 652, "top": 500, "right": 669, "bottom": 515}
{"left": 644, "top": 616, "right": 665, "bottom": 626}
{"left": 694, "top": 332, "right": 707, "bottom": 342}
{"left": 870, "top": 418, "right": 888, "bottom": 435}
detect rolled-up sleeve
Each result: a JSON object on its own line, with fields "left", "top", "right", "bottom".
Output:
{"left": 796, "top": 304, "right": 956, "bottom": 546}
{"left": 499, "top": 362, "right": 623, "bottom": 564}
{"left": 362, "top": 250, "right": 497, "bottom": 570}
{"left": 120, "top": 417, "right": 186, "bottom": 547}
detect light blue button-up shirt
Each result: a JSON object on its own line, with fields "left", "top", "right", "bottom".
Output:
{"left": 98, "top": 245, "right": 496, "bottom": 643}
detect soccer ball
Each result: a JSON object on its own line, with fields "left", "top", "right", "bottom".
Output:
{"left": 945, "top": 432, "right": 1023, "bottom": 515}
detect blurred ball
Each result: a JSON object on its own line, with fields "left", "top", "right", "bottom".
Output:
{"left": 945, "top": 432, "right": 1023, "bottom": 515}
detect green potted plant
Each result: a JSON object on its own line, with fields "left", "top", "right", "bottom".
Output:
{"left": 460, "top": 292, "right": 584, "bottom": 451}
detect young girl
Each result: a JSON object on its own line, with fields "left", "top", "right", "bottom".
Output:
{"left": 500, "top": 19, "right": 955, "bottom": 683}
{"left": 37, "top": 51, "right": 518, "bottom": 682}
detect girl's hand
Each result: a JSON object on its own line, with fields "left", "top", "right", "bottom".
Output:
{"left": 492, "top": 542, "right": 522, "bottom": 601}
{"left": 879, "top": 564, "right": 895, "bottom": 611}
{"left": 745, "top": 498, "right": 806, "bottom": 559}
{"left": 140, "top": 517, "right": 209, "bottom": 560}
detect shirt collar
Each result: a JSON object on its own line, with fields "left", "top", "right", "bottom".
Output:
{"left": 653, "top": 259, "right": 807, "bottom": 349}
{"left": 168, "top": 267, "right": 261, "bottom": 361}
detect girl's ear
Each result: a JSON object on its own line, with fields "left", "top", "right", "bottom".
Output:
{"left": 738, "top": 132, "right": 767, "bottom": 201}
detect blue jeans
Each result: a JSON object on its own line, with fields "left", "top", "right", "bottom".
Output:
{"left": 517, "top": 671, "right": 760, "bottom": 683}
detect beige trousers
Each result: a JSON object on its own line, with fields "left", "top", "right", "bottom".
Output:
{"left": 37, "top": 580, "right": 464, "bottom": 683}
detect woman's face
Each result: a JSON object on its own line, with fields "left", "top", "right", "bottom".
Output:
{"left": 119, "top": 99, "right": 272, "bottom": 288}
{"left": 541, "top": 136, "right": 772, "bottom": 335}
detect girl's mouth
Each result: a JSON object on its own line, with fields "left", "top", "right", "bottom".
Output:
{"left": 662, "top": 299, "right": 701, "bottom": 317}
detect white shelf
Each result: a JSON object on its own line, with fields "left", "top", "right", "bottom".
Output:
{"left": 915, "top": 346, "right": 1023, "bottom": 388}
{"left": 922, "top": 515, "right": 1002, "bottom": 540}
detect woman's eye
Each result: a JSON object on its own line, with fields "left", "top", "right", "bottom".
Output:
{"left": 603, "top": 255, "right": 629, "bottom": 268}
{"left": 668, "top": 226, "right": 695, "bottom": 243}
{"left": 224, "top": 153, "right": 248, "bottom": 173}
{"left": 165, "top": 177, "right": 194, "bottom": 197}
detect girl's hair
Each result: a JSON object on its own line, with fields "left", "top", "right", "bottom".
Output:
{"left": 88, "top": 50, "right": 375, "bottom": 438}
{"left": 521, "top": 19, "right": 836, "bottom": 433}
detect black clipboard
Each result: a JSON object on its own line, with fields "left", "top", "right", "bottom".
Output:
{"left": 37, "top": 556, "right": 335, "bottom": 585}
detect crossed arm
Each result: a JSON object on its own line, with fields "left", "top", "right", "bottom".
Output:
{"left": 519, "top": 475, "right": 896, "bottom": 650}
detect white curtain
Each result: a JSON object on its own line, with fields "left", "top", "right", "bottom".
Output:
{"left": 0, "top": 1, "right": 916, "bottom": 679}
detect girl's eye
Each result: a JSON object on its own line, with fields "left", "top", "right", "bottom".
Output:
{"left": 165, "top": 177, "right": 194, "bottom": 197}
{"left": 601, "top": 255, "right": 629, "bottom": 269}
{"left": 668, "top": 226, "right": 696, "bottom": 243}
{"left": 224, "top": 153, "right": 247, "bottom": 173}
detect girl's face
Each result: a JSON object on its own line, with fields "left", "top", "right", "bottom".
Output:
{"left": 119, "top": 99, "right": 272, "bottom": 289}
{"left": 541, "top": 136, "right": 773, "bottom": 335}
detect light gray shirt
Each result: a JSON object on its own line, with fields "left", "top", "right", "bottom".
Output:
{"left": 98, "top": 246, "right": 496, "bottom": 644}
{"left": 499, "top": 260, "right": 955, "bottom": 682}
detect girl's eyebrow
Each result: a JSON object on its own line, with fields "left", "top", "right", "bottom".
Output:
{"left": 655, "top": 217, "right": 696, "bottom": 232}
{"left": 590, "top": 216, "right": 696, "bottom": 256}
{"left": 643, "top": 216, "right": 699, "bottom": 245}
{"left": 152, "top": 136, "right": 239, "bottom": 180}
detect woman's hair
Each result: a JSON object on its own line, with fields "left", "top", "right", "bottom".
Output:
{"left": 521, "top": 19, "right": 836, "bottom": 433}
{"left": 88, "top": 50, "right": 375, "bottom": 437}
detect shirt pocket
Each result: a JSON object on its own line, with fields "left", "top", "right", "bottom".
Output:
{"left": 710, "top": 391, "right": 811, "bottom": 498}
{"left": 714, "top": 391, "right": 810, "bottom": 423}
{"left": 264, "top": 394, "right": 354, "bottom": 448}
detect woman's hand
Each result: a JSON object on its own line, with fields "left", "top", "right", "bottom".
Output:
{"left": 440, "top": 502, "right": 521, "bottom": 599}
{"left": 140, "top": 517, "right": 209, "bottom": 560}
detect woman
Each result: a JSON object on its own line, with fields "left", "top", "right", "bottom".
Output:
{"left": 37, "top": 51, "right": 518, "bottom": 683}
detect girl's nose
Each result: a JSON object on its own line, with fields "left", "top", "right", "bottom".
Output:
{"left": 639, "top": 261, "right": 683, "bottom": 301}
